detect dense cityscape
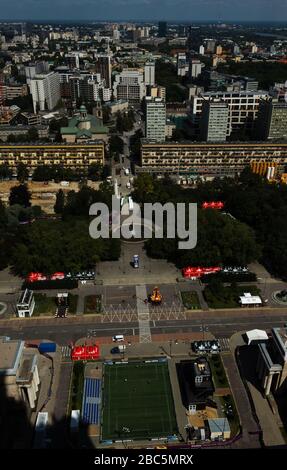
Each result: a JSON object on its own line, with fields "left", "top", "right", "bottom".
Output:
{"left": 0, "top": 16, "right": 287, "bottom": 456}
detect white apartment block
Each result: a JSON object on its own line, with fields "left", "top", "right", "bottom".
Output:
{"left": 190, "top": 90, "right": 270, "bottom": 136}
{"left": 177, "top": 53, "right": 189, "bottom": 77}
{"left": 145, "top": 97, "right": 166, "bottom": 142}
{"left": 113, "top": 70, "right": 146, "bottom": 104}
{"left": 30, "top": 72, "right": 60, "bottom": 113}
{"left": 144, "top": 62, "right": 155, "bottom": 86}
{"left": 200, "top": 101, "right": 229, "bottom": 142}
{"left": 191, "top": 60, "right": 203, "bottom": 78}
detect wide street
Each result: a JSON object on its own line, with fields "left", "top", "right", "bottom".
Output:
{"left": 1, "top": 310, "right": 287, "bottom": 346}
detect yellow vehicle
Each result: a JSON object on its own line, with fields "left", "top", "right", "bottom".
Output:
{"left": 149, "top": 286, "right": 162, "bottom": 305}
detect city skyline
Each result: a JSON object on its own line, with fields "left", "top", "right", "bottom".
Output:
{"left": 0, "top": 0, "right": 287, "bottom": 22}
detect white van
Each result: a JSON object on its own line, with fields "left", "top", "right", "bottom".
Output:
{"left": 112, "top": 334, "right": 124, "bottom": 342}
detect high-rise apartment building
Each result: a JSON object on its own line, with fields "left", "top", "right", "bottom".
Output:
{"left": 113, "top": 70, "right": 146, "bottom": 104}
{"left": 177, "top": 53, "right": 189, "bottom": 77}
{"left": 190, "top": 90, "right": 269, "bottom": 137}
{"left": 30, "top": 72, "right": 60, "bottom": 113}
{"left": 199, "top": 45, "right": 205, "bottom": 55}
{"left": 144, "top": 62, "right": 155, "bottom": 86}
{"left": 257, "top": 99, "right": 287, "bottom": 140}
{"left": 190, "top": 60, "right": 203, "bottom": 79}
{"left": 145, "top": 97, "right": 166, "bottom": 142}
{"left": 94, "top": 54, "right": 112, "bottom": 89}
{"left": 200, "top": 100, "right": 229, "bottom": 142}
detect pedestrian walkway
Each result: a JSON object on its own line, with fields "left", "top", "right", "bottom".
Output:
{"left": 218, "top": 337, "right": 230, "bottom": 352}
{"left": 136, "top": 285, "right": 151, "bottom": 343}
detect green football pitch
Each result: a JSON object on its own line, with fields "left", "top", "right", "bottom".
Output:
{"left": 101, "top": 361, "right": 178, "bottom": 441}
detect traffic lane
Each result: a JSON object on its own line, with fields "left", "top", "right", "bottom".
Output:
{"left": 2, "top": 316, "right": 287, "bottom": 346}
{"left": 0, "top": 322, "right": 139, "bottom": 344}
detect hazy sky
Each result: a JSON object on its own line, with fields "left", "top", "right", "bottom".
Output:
{"left": 0, "top": 0, "right": 287, "bottom": 22}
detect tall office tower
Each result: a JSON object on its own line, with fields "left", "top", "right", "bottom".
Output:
{"left": 145, "top": 97, "right": 166, "bottom": 142}
{"left": 30, "top": 72, "right": 60, "bottom": 113}
{"left": 206, "top": 40, "right": 216, "bottom": 53}
{"left": 158, "top": 22, "right": 167, "bottom": 37}
{"left": 177, "top": 53, "right": 188, "bottom": 77}
{"left": 186, "top": 25, "right": 194, "bottom": 80}
{"left": 113, "top": 29, "right": 121, "bottom": 40}
{"left": 144, "top": 62, "right": 155, "bottom": 86}
{"left": 216, "top": 45, "right": 223, "bottom": 55}
{"left": 233, "top": 44, "right": 240, "bottom": 55}
{"left": 256, "top": 99, "right": 287, "bottom": 140}
{"left": 113, "top": 70, "right": 146, "bottom": 104}
{"left": 94, "top": 55, "right": 112, "bottom": 89}
{"left": 190, "top": 59, "right": 202, "bottom": 79}
{"left": 178, "top": 25, "right": 187, "bottom": 36}
{"left": 199, "top": 45, "right": 205, "bottom": 55}
{"left": 200, "top": 100, "right": 229, "bottom": 142}
{"left": 25, "top": 62, "right": 49, "bottom": 86}
{"left": 143, "top": 26, "right": 151, "bottom": 37}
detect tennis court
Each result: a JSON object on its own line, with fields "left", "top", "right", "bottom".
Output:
{"left": 101, "top": 360, "right": 178, "bottom": 441}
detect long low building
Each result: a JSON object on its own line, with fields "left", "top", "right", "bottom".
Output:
{"left": 140, "top": 140, "right": 287, "bottom": 177}
{"left": 0, "top": 142, "right": 105, "bottom": 171}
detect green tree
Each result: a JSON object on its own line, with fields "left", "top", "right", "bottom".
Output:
{"left": 0, "top": 163, "right": 13, "bottom": 180}
{"left": 88, "top": 163, "right": 103, "bottom": 181}
{"left": 17, "top": 163, "right": 29, "bottom": 183}
{"left": 109, "top": 135, "right": 124, "bottom": 157}
{"left": 9, "top": 184, "right": 31, "bottom": 207}
{"left": 54, "top": 189, "right": 65, "bottom": 214}
{"left": 133, "top": 174, "right": 155, "bottom": 202}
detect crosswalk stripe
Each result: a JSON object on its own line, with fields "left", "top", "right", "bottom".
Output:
{"left": 218, "top": 338, "right": 230, "bottom": 351}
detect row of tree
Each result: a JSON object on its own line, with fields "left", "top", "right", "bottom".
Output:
{"left": 0, "top": 162, "right": 110, "bottom": 183}
{"left": 133, "top": 173, "right": 260, "bottom": 269}
{"left": 134, "top": 169, "right": 287, "bottom": 279}
{"left": 0, "top": 182, "right": 120, "bottom": 275}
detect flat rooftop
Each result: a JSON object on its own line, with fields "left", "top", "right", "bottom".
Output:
{"left": 0, "top": 336, "right": 24, "bottom": 375}
{"left": 16, "top": 354, "right": 37, "bottom": 383}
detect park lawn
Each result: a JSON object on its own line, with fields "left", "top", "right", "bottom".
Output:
{"left": 84, "top": 295, "right": 102, "bottom": 314}
{"left": 209, "top": 355, "right": 229, "bottom": 389}
{"left": 204, "top": 285, "right": 261, "bottom": 309}
{"left": 101, "top": 361, "right": 178, "bottom": 441}
{"left": 33, "top": 294, "right": 56, "bottom": 316}
{"left": 181, "top": 291, "right": 201, "bottom": 309}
